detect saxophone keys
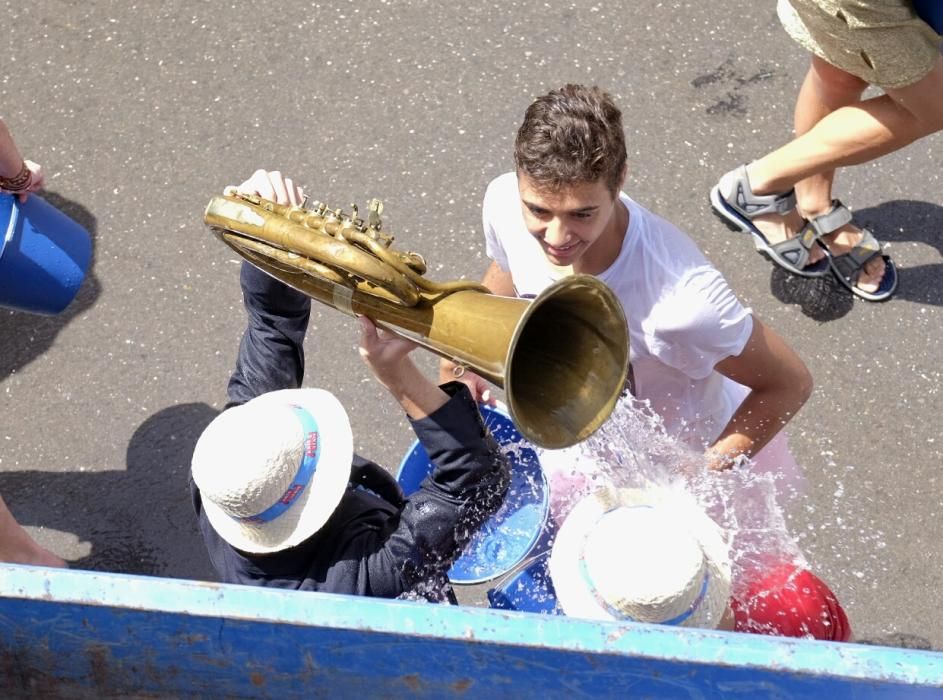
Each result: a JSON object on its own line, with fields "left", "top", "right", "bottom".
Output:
{"left": 367, "top": 198, "right": 384, "bottom": 230}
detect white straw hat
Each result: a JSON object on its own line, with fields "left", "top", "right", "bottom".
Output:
{"left": 191, "top": 388, "right": 353, "bottom": 554}
{"left": 548, "top": 484, "right": 731, "bottom": 628}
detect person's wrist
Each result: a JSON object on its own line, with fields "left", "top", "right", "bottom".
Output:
{"left": 378, "top": 359, "right": 421, "bottom": 395}
{"left": 386, "top": 362, "right": 447, "bottom": 418}
{"left": 0, "top": 161, "right": 32, "bottom": 193}
{"left": 438, "top": 357, "right": 459, "bottom": 382}
{"left": 706, "top": 449, "right": 750, "bottom": 471}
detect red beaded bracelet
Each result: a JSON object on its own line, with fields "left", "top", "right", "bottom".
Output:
{"left": 0, "top": 161, "right": 33, "bottom": 193}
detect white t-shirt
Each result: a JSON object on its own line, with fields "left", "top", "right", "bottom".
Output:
{"left": 483, "top": 172, "right": 753, "bottom": 451}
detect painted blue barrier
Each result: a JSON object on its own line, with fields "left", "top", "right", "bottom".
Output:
{"left": 0, "top": 564, "right": 940, "bottom": 698}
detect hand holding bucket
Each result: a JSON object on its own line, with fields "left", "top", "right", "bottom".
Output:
{"left": 0, "top": 193, "right": 91, "bottom": 315}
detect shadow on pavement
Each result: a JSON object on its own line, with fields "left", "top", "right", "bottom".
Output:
{"left": 0, "top": 403, "right": 219, "bottom": 582}
{"left": 0, "top": 191, "right": 102, "bottom": 381}
{"left": 856, "top": 199, "right": 943, "bottom": 307}
{"left": 769, "top": 268, "right": 853, "bottom": 322}
{"left": 768, "top": 199, "right": 943, "bottom": 320}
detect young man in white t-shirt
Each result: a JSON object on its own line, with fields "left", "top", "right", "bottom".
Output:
{"left": 436, "top": 86, "right": 851, "bottom": 636}
{"left": 438, "top": 84, "right": 812, "bottom": 485}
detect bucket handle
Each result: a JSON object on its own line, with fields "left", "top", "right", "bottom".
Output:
{"left": 485, "top": 540, "right": 553, "bottom": 593}
{"left": 0, "top": 194, "right": 20, "bottom": 263}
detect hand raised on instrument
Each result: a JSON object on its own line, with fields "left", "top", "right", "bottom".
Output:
{"left": 358, "top": 316, "right": 447, "bottom": 420}
{"left": 358, "top": 315, "right": 418, "bottom": 375}
{"left": 232, "top": 169, "right": 305, "bottom": 207}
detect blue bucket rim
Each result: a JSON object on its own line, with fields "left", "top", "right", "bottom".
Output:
{"left": 395, "top": 401, "right": 523, "bottom": 480}
{"left": 396, "top": 401, "right": 551, "bottom": 584}
{"left": 0, "top": 193, "right": 21, "bottom": 263}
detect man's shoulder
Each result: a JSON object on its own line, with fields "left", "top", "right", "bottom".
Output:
{"left": 484, "top": 172, "right": 519, "bottom": 206}
{"left": 606, "top": 196, "right": 724, "bottom": 318}
{"left": 487, "top": 171, "right": 517, "bottom": 190}
{"left": 622, "top": 195, "right": 708, "bottom": 266}
{"left": 482, "top": 173, "right": 526, "bottom": 247}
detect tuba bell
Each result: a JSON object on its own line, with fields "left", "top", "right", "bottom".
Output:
{"left": 204, "top": 190, "right": 628, "bottom": 449}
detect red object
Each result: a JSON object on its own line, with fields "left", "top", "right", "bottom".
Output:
{"left": 730, "top": 563, "right": 851, "bottom": 641}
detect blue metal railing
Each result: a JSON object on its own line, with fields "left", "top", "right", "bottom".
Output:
{"left": 0, "top": 564, "right": 940, "bottom": 698}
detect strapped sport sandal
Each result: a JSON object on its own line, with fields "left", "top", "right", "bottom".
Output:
{"left": 710, "top": 165, "right": 830, "bottom": 278}
{"left": 806, "top": 201, "right": 898, "bottom": 303}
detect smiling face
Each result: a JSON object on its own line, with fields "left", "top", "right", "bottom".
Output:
{"left": 518, "top": 173, "right": 626, "bottom": 273}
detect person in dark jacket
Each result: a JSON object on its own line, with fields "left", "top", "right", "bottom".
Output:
{"left": 190, "top": 170, "right": 510, "bottom": 602}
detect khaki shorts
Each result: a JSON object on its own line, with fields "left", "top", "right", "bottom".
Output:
{"left": 778, "top": 0, "right": 942, "bottom": 88}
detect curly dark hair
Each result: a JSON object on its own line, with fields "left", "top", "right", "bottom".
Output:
{"left": 513, "top": 84, "right": 627, "bottom": 195}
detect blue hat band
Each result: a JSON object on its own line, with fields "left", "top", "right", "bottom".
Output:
{"left": 237, "top": 405, "right": 321, "bottom": 524}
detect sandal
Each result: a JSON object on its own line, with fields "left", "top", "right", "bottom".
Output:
{"left": 806, "top": 201, "right": 898, "bottom": 302}
{"left": 710, "top": 165, "right": 830, "bottom": 278}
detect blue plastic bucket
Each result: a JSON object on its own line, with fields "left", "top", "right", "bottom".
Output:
{"left": 396, "top": 403, "right": 554, "bottom": 584}
{"left": 487, "top": 552, "right": 562, "bottom": 615}
{"left": 0, "top": 193, "right": 91, "bottom": 315}
{"left": 914, "top": 0, "right": 943, "bottom": 34}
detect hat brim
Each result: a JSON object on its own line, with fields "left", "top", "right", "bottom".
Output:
{"left": 200, "top": 389, "right": 353, "bottom": 554}
{"left": 548, "top": 485, "right": 732, "bottom": 628}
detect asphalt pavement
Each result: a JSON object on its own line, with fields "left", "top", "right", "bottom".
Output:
{"left": 0, "top": 1, "right": 940, "bottom": 649}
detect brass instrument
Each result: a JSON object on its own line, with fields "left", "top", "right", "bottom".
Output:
{"left": 204, "top": 190, "right": 629, "bottom": 449}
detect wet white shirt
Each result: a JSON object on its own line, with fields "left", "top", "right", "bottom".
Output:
{"left": 483, "top": 171, "right": 753, "bottom": 451}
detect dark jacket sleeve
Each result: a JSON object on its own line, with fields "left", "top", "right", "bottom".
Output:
{"left": 226, "top": 261, "right": 311, "bottom": 407}
{"left": 193, "top": 388, "right": 510, "bottom": 599}
{"left": 334, "top": 383, "right": 511, "bottom": 597}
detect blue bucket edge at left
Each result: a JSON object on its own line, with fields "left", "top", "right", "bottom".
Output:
{"left": 0, "top": 193, "right": 92, "bottom": 315}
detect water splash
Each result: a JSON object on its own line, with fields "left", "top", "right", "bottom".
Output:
{"left": 538, "top": 396, "right": 806, "bottom": 604}
{"left": 404, "top": 396, "right": 817, "bottom": 628}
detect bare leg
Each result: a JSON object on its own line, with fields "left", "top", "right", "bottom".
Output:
{"left": 736, "top": 57, "right": 867, "bottom": 267}
{"left": 749, "top": 56, "right": 943, "bottom": 191}
{"left": 745, "top": 56, "right": 943, "bottom": 290}
{"left": 0, "top": 494, "right": 67, "bottom": 568}
{"left": 791, "top": 57, "right": 868, "bottom": 213}
{"left": 794, "top": 58, "right": 886, "bottom": 290}
{"left": 795, "top": 57, "right": 885, "bottom": 292}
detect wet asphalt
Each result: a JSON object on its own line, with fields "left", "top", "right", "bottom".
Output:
{"left": 0, "top": 1, "right": 940, "bottom": 650}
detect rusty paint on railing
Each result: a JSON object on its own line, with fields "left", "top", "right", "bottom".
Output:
{"left": 0, "top": 564, "right": 941, "bottom": 698}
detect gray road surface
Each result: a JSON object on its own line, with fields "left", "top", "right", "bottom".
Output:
{"left": 1, "top": 1, "right": 940, "bottom": 650}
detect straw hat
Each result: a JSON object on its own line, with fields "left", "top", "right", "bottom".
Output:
{"left": 548, "top": 484, "right": 732, "bottom": 628}
{"left": 191, "top": 388, "right": 353, "bottom": 554}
